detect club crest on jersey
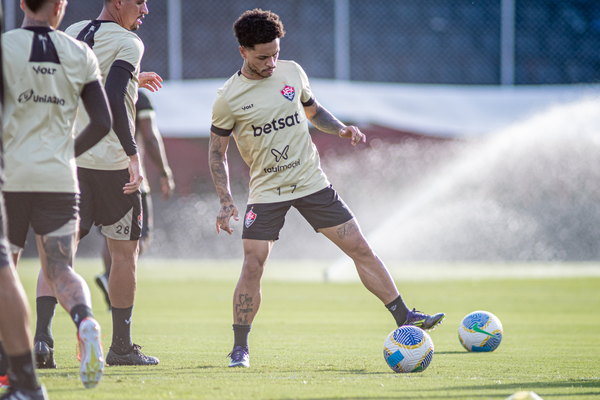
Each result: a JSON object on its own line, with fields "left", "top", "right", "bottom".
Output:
{"left": 281, "top": 85, "right": 295, "bottom": 101}
{"left": 245, "top": 209, "right": 257, "bottom": 228}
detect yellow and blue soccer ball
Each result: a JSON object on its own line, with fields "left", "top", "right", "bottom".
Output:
{"left": 383, "top": 325, "right": 434, "bottom": 373}
{"left": 458, "top": 311, "right": 503, "bottom": 352}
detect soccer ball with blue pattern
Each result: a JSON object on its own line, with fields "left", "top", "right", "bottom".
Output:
{"left": 383, "top": 325, "right": 434, "bottom": 373}
{"left": 458, "top": 311, "right": 503, "bottom": 352}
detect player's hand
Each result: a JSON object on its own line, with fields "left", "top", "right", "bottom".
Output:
{"left": 124, "top": 154, "right": 144, "bottom": 194}
{"left": 339, "top": 125, "right": 366, "bottom": 146}
{"left": 216, "top": 201, "right": 239, "bottom": 235}
{"left": 160, "top": 172, "right": 175, "bottom": 200}
{"left": 139, "top": 72, "right": 163, "bottom": 92}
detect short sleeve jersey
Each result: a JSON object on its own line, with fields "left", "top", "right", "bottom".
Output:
{"left": 211, "top": 60, "right": 329, "bottom": 204}
{"left": 135, "top": 90, "right": 153, "bottom": 193}
{"left": 2, "top": 27, "right": 102, "bottom": 193}
{"left": 65, "top": 20, "right": 144, "bottom": 171}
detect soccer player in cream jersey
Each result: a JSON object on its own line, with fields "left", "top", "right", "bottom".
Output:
{"left": 1, "top": 0, "right": 113, "bottom": 391}
{"left": 95, "top": 90, "right": 175, "bottom": 311}
{"left": 210, "top": 9, "right": 446, "bottom": 368}
{"left": 0, "top": 3, "right": 49, "bottom": 399}
{"left": 34, "top": 0, "right": 162, "bottom": 367}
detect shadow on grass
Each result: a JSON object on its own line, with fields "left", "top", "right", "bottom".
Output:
{"left": 194, "top": 365, "right": 220, "bottom": 369}
{"left": 288, "top": 394, "right": 600, "bottom": 400}
{"left": 314, "top": 368, "right": 388, "bottom": 375}
{"left": 431, "top": 379, "right": 600, "bottom": 392}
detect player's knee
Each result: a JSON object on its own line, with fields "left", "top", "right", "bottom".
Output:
{"left": 347, "top": 239, "right": 375, "bottom": 261}
{"left": 241, "top": 257, "right": 266, "bottom": 281}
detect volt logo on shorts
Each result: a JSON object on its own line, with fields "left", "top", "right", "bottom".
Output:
{"left": 252, "top": 112, "right": 300, "bottom": 137}
{"left": 281, "top": 84, "right": 295, "bottom": 101}
{"left": 245, "top": 208, "right": 257, "bottom": 228}
{"left": 271, "top": 145, "right": 289, "bottom": 162}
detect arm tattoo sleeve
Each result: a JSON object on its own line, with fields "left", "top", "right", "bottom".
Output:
{"left": 209, "top": 134, "right": 232, "bottom": 203}
{"left": 309, "top": 103, "right": 345, "bottom": 135}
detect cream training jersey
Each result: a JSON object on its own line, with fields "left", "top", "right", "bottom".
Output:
{"left": 66, "top": 20, "right": 143, "bottom": 170}
{"left": 2, "top": 27, "right": 102, "bottom": 193}
{"left": 211, "top": 60, "right": 329, "bottom": 204}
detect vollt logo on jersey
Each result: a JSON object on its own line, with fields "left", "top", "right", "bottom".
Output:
{"left": 32, "top": 66, "right": 56, "bottom": 75}
{"left": 245, "top": 208, "right": 257, "bottom": 228}
{"left": 281, "top": 85, "right": 295, "bottom": 101}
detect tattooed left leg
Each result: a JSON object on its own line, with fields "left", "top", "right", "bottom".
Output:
{"left": 36, "top": 234, "right": 92, "bottom": 313}
{"left": 319, "top": 219, "right": 399, "bottom": 304}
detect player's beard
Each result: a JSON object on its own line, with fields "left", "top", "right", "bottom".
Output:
{"left": 129, "top": 16, "right": 143, "bottom": 31}
{"left": 245, "top": 60, "right": 274, "bottom": 79}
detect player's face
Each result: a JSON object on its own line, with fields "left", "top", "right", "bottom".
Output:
{"left": 241, "top": 39, "right": 280, "bottom": 80}
{"left": 121, "top": 0, "right": 148, "bottom": 31}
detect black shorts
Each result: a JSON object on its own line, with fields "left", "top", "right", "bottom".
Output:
{"left": 3, "top": 192, "right": 79, "bottom": 249}
{"left": 78, "top": 168, "right": 142, "bottom": 241}
{"left": 242, "top": 185, "right": 354, "bottom": 241}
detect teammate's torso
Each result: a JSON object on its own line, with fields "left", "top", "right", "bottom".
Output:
{"left": 2, "top": 28, "right": 101, "bottom": 192}
{"left": 66, "top": 20, "right": 143, "bottom": 170}
{"left": 216, "top": 61, "right": 329, "bottom": 203}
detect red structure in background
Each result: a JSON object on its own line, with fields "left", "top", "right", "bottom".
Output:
{"left": 144, "top": 125, "right": 451, "bottom": 196}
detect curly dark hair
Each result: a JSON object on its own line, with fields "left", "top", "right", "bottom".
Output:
{"left": 233, "top": 9, "right": 286, "bottom": 49}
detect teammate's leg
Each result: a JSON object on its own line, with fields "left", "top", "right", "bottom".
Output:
{"left": 229, "top": 239, "right": 273, "bottom": 368}
{"left": 36, "top": 231, "right": 104, "bottom": 388}
{"left": 94, "top": 237, "right": 112, "bottom": 311}
{"left": 104, "top": 238, "right": 158, "bottom": 366}
{"left": 1, "top": 192, "right": 59, "bottom": 370}
{"left": 0, "top": 196, "right": 47, "bottom": 398}
{"left": 106, "top": 238, "right": 137, "bottom": 354}
{"left": 33, "top": 269, "right": 58, "bottom": 369}
{"left": 95, "top": 191, "right": 150, "bottom": 311}
{"left": 10, "top": 250, "right": 57, "bottom": 372}
{"left": 138, "top": 192, "right": 152, "bottom": 255}
{"left": 0, "top": 260, "right": 48, "bottom": 399}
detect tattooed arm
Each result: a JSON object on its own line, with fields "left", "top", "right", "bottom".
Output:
{"left": 304, "top": 100, "right": 366, "bottom": 146}
{"left": 209, "top": 131, "right": 239, "bottom": 234}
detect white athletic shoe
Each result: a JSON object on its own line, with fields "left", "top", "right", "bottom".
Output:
{"left": 77, "top": 317, "right": 104, "bottom": 389}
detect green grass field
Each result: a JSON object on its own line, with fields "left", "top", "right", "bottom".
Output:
{"left": 9, "top": 259, "right": 600, "bottom": 400}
